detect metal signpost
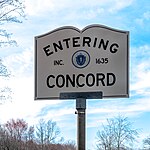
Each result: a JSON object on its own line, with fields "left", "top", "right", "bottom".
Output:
{"left": 60, "top": 92, "right": 103, "bottom": 150}
{"left": 35, "top": 24, "right": 129, "bottom": 150}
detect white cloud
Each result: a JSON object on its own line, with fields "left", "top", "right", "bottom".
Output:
{"left": 131, "top": 63, "right": 150, "bottom": 89}
{"left": 131, "top": 45, "right": 150, "bottom": 96}
{"left": 25, "top": 0, "right": 54, "bottom": 16}
{"left": 25, "top": 0, "right": 134, "bottom": 17}
{"left": 0, "top": 48, "right": 63, "bottom": 125}
{"left": 1, "top": 1, "right": 150, "bottom": 148}
{"left": 135, "top": 11, "right": 150, "bottom": 26}
{"left": 143, "top": 11, "right": 150, "bottom": 20}
{"left": 108, "top": 0, "right": 134, "bottom": 13}
{"left": 0, "top": 75, "right": 62, "bottom": 125}
{"left": 3, "top": 48, "right": 33, "bottom": 77}
{"left": 1, "top": 44, "right": 149, "bottom": 127}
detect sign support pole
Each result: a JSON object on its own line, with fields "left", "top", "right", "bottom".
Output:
{"left": 59, "top": 92, "right": 103, "bottom": 150}
{"left": 76, "top": 98, "right": 86, "bottom": 150}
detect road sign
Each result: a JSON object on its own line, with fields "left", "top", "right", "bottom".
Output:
{"left": 35, "top": 24, "right": 129, "bottom": 100}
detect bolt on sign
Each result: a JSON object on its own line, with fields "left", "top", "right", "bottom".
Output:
{"left": 35, "top": 24, "right": 129, "bottom": 100}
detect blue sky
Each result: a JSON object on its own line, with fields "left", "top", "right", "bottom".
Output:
{"left": 0, "top": 0, "right": 150, "bottom": 149}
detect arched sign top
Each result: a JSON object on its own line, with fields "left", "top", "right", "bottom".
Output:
{"left": 35, "top": 24, "right": 129, "bottom": 100}
{"left": 35, "top": 24, "right": 129, "bottom": 39}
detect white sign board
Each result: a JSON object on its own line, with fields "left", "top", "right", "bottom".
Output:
{"left": 35, "top": 24, "right": 129, "bottom": 100}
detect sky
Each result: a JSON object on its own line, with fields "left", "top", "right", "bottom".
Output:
{"left": 0, "top": 0, "right": 150, "bottom": 149}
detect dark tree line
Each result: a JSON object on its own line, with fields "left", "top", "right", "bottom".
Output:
{"left": 0, "top": 116, "right": 150, "bottom": 150}
{"left": 0, "top": 118, "right": 76, "bottom": 150}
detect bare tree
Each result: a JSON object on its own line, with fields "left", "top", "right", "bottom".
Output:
{"left": 96, "top": 115, "right": 139, "bottom": 150}
{"left": 97, "top": 119, "right": 115, "bottom": 150}
{"left": 35, "top": 119, "right": 62, "bottom": 149}
{"left": 0, "top": 59, "right": 10, "bottom": 77}
{"left": 0, "top": 0, "right": 25, "bottom": 47}
{"left": 0, "top": 0, "right": 25, "bottom": 103}
{"left": 2, "top": 119, "right": 36, "bottom": 150}
{"left": 143, "top": 135, "right": 150, "bottom": 150}
{"left": 45, "top": 120, "right": 61, "bottom": 144}
{"left": 35, "top": 119, "right": 45, "bottom": 147}
{"left": 5, "top": 118, "right": 28, "bottom": 141}
{"left": 26, "top": 126, "right": 35, "bottom": 142}
{"left": 0, "top": 59, "right": 12, "bottom": 104}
